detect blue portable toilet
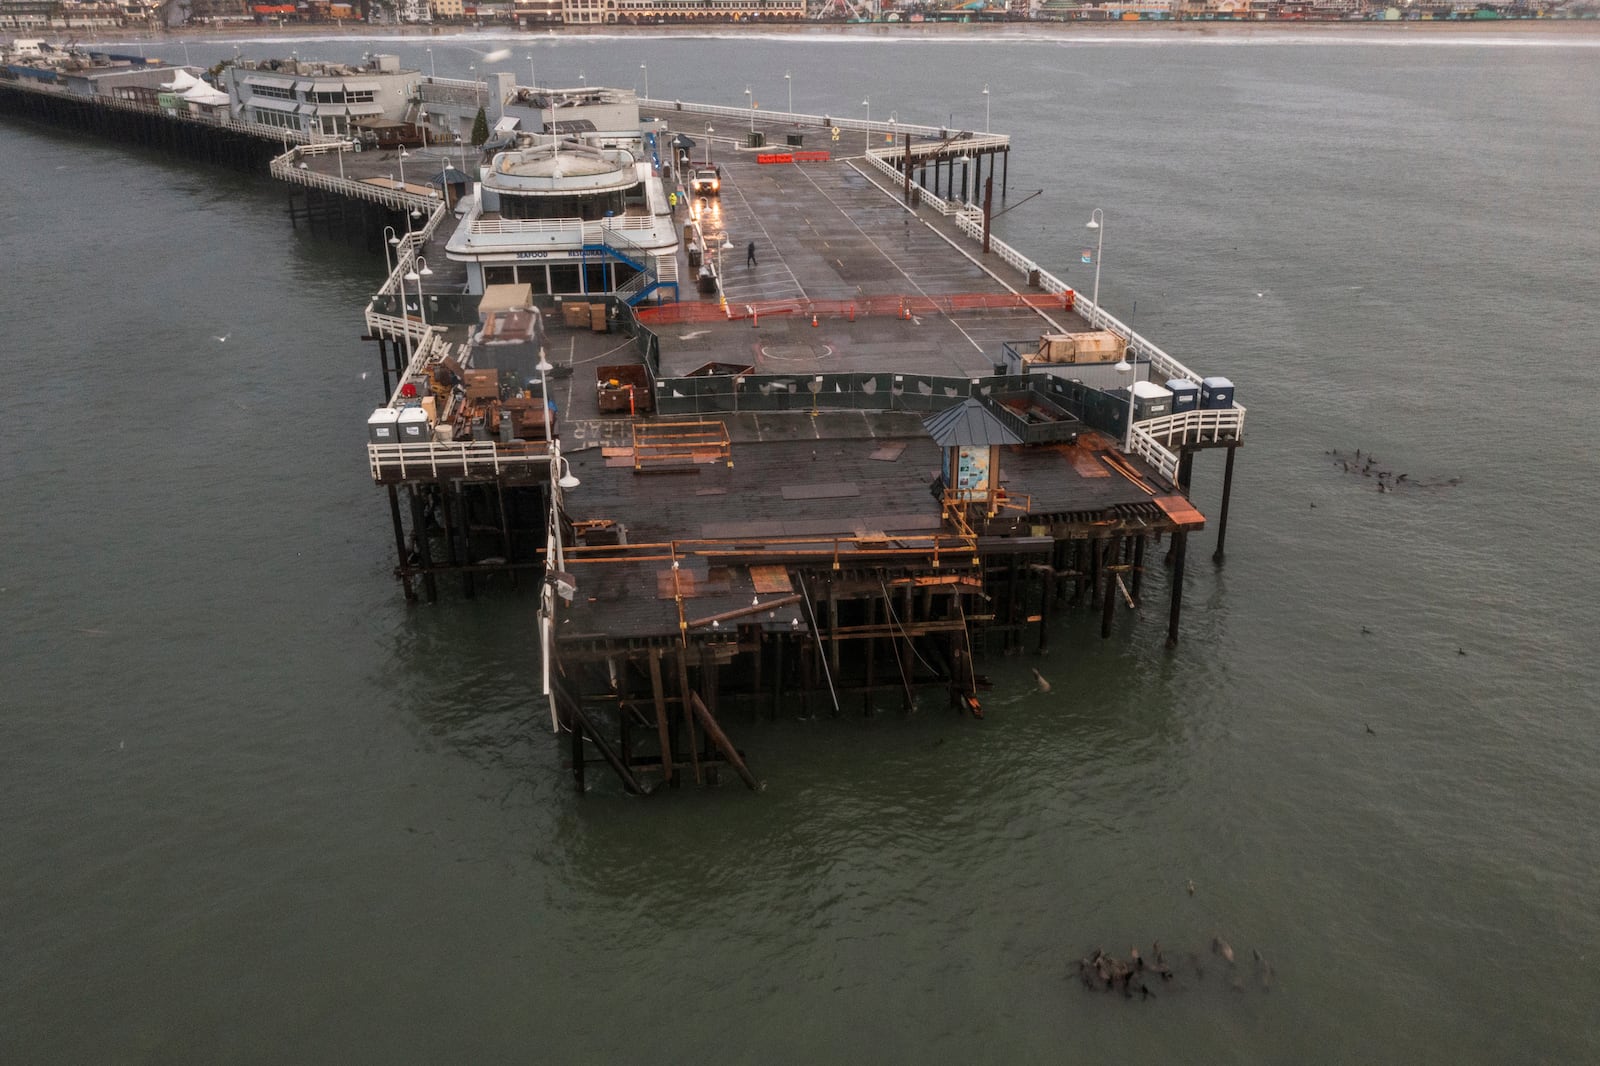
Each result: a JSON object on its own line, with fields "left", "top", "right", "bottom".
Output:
{"left": 1201, "top": 376, "right": 1235, "bottom": 410}
{"left": 1166, "top": 378, "right": 1200, "bottom": 414}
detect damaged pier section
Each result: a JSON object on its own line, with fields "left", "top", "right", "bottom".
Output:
{"left": 342, "top": 100, "right": 1245, "bottom": 794}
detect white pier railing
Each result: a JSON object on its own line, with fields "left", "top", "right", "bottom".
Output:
{"left": 269, "top": 144, "right": 444, "bottom": 214}
{"left": 647, "top": 98, "right": 1002, "bottom": 146}
{"left": 1137, "top": 406, "right": 1248, "bottom": 451}
{"left": 368, "top": 441, "right": 553, "bottom": 481}
{"left": 860, "top": 149, "right": 1247, "bottom": 480}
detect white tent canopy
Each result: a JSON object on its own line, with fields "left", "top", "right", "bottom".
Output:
{"left": 180, "top": 82, "right": 230, "bottom": 107}
{"left": 160, "top": 69, "right": 202, "bottom": 92}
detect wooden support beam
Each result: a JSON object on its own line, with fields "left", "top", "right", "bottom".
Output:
{"left": 648, "top": 647, "right": 673, "bottom": 787}
{"left": 569, "top": 712, "right": 586, "bottom": 792}
{"left": 900, "top": 582, "right": 916, "bottom": 712}
{"left": 685, "top": 594, "right": 802, "bottom": 629}
{"left": 408, "top": 487, "right": 437, "bottom": 603}
{"left": 828, "top": 578, "right": 841, "bottom": 677}
{"left": 676, "top": 647, "right": 701, "bottom": 784}
{"left": 554, "top": 681, "right": 644, "bottom": 795}
{"left": 1037, "top": 554, "right": 1052, "bottom": 654}
{"left": 1100, "top": 538, "right": 1119, "bottom": 639}
{"left": 864, "top": 597, "right": 878, "bottom": 716}
{"left": 1132, "top": 535, "right": 1146, "bottom": 605}
{"left": 688, "top": 692, "right": 760, "bottom": 791}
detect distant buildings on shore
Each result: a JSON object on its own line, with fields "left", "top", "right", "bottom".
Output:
{"left": 1, "top": 0, "right": 1592, "bottom": 33}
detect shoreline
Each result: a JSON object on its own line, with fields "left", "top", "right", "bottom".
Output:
{"left": 79, "top": 18, "right": 1600, "bottom": 46}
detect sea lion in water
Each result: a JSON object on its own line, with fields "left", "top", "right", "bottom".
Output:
{"left": 1186, "top": 879, "right": 1196, "bottom": 896}
{"left": 1212, "top": 936, "right": 1235, "bottom": 964}
{"left": 1031, "top": 668, "right": 1051, "bottom": 693}
{"left": 1254, "top": 948, "right": 1274, "bottom": 991}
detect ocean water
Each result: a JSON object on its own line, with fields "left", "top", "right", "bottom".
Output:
{"left": 4, "top": 29, "right": 1598, "bottom": 1062}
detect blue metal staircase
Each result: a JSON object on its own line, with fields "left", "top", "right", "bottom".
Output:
{"left": 581, "top": 226, "right": 679, "bottom": 306}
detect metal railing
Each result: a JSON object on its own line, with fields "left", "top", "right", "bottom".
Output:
{"left": 270, "top": 143, "right": 443, "bottom": 213}
{"left": 1134, "top": 405, "right": 1248, "bottom": 450}
{"left": 468, "top": 213, "right": 660, "bottom": 237}
{"left": 859, "top": 150, "right": 1245, "bottom": 448}
{"left": 367, "top": 440, "right": 553, "bottom": 481}
{"left": 1129, "top": 426, "right": 1181, "bottom": 485}
{"left": 2, "top": 76, "right": 324, "bottom": 145}
{"left": 646, "top": 98, "right": 996, "bottom": 144}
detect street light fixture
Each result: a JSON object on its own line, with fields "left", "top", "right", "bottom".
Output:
{"left": 861, "top": 98, "right": 870, "bottom": 151}
{"left": 536, "top": 348, "right": 556, "bottom": 449}
{"left": 1085, "top": 208, "right": 1104, "bottom": 313}
{"left": 426, "top": 46, "right": 434, "bottom": 79}
{"left": 1115, "top": 343, "right": 1138, "bottom": 452}
{"left": 383, "top": 225, "right": 400, "bottom": 276}
{"left": 706, "top": 124, "right": 714, "bottom": 166}
{"left": 527, "top": 54, "right": 535, "bottom": 89}
{"left": 983, "top": 83, "right": 990, "bottom": 134}
{"left": 640, "top": 63, "right": 648, "bottom": 99}
{"left": 404, "top": 256, "right": 434, "bottom": 329}
{"left": 785, "top": 70, "right": 792, "bottom": 114}
{"left": 745, "top": 86, "right": 754, "bottom": 131}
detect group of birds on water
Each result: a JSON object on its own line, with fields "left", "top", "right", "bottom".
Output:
{"left": 1075, "top": 933, "right": 1275, "bottom": 1002}
{"left": 1327, "top": 449, "right": 1462, "bottom": 494}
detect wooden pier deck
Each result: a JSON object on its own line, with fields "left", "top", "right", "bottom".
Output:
{"left": 326, "top": 111, "right": 1238, "bottom": 795}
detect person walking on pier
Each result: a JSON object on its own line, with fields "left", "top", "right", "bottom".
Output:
{"left": 747, "top": 240, "right": 758, "bottom": 267}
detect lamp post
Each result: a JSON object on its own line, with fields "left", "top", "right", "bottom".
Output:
{"left": 426, "top": 46, "right": 434, "bottom": 78}
{"left": 706, "top": 124, "right": 713, "bottom": 166}
{"left": 418, "top": 107, "right": 427, "bottom": 148}
{"left": 983, "top": 83, "right": 990, "bottom": 134}
{"left": 535, "top": 347, "right": 556, "bottom": 454}
{"left": 745, "top": 86, "right": 754, "bottom": 131}
{"left": 1085, "top": 208, "right": 1103, "bottom": 313}
{"left": 527, "top": 54, "right": 536, "bottom": 89}
{"left": 404, "top": 256, "right": 433, "bottom": 330}
{"left": 382, "top": 225, "right": 399, "bottom": 276}
{"left": 640, "top": 63, "right": 647, "bottom": 99}
{"left": 1115, "top": 346, "right": 1138, "bottom": 452}
{"left": 785, "top": 70, "right": 792, "bottom": 114}
{"left": 861, "top": 98, "right": 869, "bottom": 152}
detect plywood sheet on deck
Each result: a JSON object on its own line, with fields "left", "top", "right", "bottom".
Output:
{"left": 749, "top": 564, "right": 793, "bottom": 594}
{"left": 1062, "top": 442, "right": 1110, "bottom": 478}
{"left": 1153, "top": 494, "right": 1207, "bottom": 530}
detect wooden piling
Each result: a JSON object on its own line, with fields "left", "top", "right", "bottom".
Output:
{"left": 1167, "top": 531, "right": 1188, "bottom": 648}
{"left": 1213, "top": 444, "right": 1237, "bottom": 565}
{"left": 387, "top": 484, "right": 415, "bottom": 602}
{"left": 648, "top": 647, "right": 674, "bottom": 787}
{"left": 1100, "top": 538, "right": 1118, "bottom": 639}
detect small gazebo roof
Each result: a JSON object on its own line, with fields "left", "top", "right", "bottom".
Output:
{"left": 921, "top": 398, "right": 1021, "bottom": 447}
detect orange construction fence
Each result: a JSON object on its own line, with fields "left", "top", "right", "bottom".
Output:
{"left": 756, "top": 150, "right": 831, "bottom": 165}
{"left": 636, "top": 290, "right": 1076, "bottom": 327}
